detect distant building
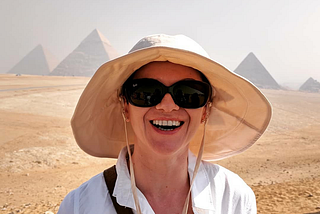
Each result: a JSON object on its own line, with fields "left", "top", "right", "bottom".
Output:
{"left": 299, "top": 77, "right": 320, "bottom": 93}
{"left": 50, "top": 29, "right": 119, "bottom": 77}
{"left": 234, "top": 52, "right": 280, "bottom": 89}
{"left": 7, "top": 45, "right": 59, "bottom": 76}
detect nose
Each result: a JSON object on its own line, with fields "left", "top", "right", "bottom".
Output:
{"left": 155, "top": 93, "right": 179, "bottom": 112}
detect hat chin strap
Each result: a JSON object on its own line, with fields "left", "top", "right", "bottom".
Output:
{"left": 120, "top": 97, "right": 141, "bottom": 212}
{"left": 182, "top": 118, "right": 207, "bottom": 214}
{"left": 122, "top": 106, "right": 207, "bottom": 214}
{"left": 122, "top": 111, "right": 142, "bottom": 213}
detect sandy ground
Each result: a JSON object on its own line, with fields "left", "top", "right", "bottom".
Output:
{"left": 1, "top": 74, "right": 320, "bottom": 214}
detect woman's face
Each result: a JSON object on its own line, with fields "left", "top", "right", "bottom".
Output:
{"left": 124, "top": 61, "right": 207, "bottom": 157}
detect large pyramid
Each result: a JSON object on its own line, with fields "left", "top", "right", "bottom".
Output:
{"left": 50, "top": 29, "right": 119, "bottom": 77}
{"left": 234, "top": 52, "right": 280, "bottom": 89}
{"left": 299, "top": 77, "right": 320, "bottom": 93}
{"left": 7, "top": 44, "right": 59, "bottom": 75}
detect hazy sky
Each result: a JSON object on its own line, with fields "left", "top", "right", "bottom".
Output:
{"left": 1, "top": 0, "right": 319, "bottom": 87}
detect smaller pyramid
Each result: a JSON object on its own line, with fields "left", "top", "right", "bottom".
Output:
{"left": 50, "top": 29, "right": 119, "bottom": 77}
{"left": 7, "top": 45, "right": 59, "bottom": 75}
{"left": 234, "top": 52, "right": 280, "bottom": 89}
{"left": 299, "top": 77, "right": 320, "bottom": 93}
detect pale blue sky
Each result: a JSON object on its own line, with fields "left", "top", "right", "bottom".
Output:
{"left": 1, "top": 0, "right": 319, "bottom": 87}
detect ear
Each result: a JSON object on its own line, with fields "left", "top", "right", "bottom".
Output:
{"left": 201, "top": 102, "right": 212, "bottom": 123}
{"left": 201, "top": 106, "right": 207, "bottom": 123}
{"left": 121, "top": 96, "right": 130, "bottom": 122}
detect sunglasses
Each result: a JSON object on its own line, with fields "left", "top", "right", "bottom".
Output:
{"left": 123, "top": 78, "right": 212, "bottom": 109}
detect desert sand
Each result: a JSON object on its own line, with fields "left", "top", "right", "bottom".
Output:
{"left": 1, "top": 74, "right": 320, "bottom": 214}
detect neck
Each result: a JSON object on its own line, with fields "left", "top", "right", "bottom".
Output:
{"left": 129, "top": 143, "right": 194, "bottom": 214}
{"left": 131, "top": 145, "right": 190, "bottom": 196}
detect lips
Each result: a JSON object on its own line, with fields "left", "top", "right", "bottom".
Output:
{"left": 150, "top": 120, "right": 184, "bottom": 131}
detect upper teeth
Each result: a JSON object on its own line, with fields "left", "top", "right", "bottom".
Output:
{"left": 152, "top": 120, "right": 181, "bottom": 126}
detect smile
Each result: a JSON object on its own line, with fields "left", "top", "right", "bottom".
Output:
{"left": 150, "top": 120, "right": 184, "bottom": 131}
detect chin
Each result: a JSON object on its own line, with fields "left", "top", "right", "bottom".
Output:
{"left": 148, "top": 138, "right": 189, "bottom": 157}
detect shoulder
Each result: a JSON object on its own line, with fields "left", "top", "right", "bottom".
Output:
{"left": 201, "top": 160, "right": 251, "bottom": 190}
{"left": 57, "top": 189, "right": 76, "bottom": 214}
{"left": 58, "top": 172, "right": 114, "bottom": 214}
{"left": 201, "top": 161, "right": 256, "bottom": 213}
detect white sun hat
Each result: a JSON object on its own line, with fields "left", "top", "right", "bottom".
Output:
{"left": 71, "top": 34, "right": 272, "bottom": 161}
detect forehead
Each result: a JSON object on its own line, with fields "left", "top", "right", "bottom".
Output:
{"left": 132, "top": 61, "right": 202, "bottom": 85}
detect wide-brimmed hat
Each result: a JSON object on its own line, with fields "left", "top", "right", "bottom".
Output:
{"left": 71, "top": 34, "right": 272, "bottom": 161}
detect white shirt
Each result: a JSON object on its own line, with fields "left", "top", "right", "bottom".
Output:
{"left": 58, "top": 148, "right": 256, "bottom": 214}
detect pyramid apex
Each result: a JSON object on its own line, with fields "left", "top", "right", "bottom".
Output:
{"left": 89, "top": 28, "right": 99, "bottom": 35}
{"left": 7, "top": 44, "right": 59, "bottom": 75}
{"left": 50, "top": 29, "right": 119, "bottom": 77}
{"left": 89, "top": 28, "right": 103, "bottom": 35}
{"left": 247, "top": 52, "right": 256, "bottom": 58}
{"left": 91, "top": 28, "right": 101, "bottom": 34}
{"left": 307, "top": 77, "right": 315, "bottom": 81}
{"left": 33, "top": 44, "right": 44, "bottom": 51}
{"left": 83, "top": 29, "right": 111, "bottom": 45}
{"left": 234, "top": 52, "right": 280, "bottom": 89}
{"left": 299, "top": 77, "right": 320, "bottom": 92}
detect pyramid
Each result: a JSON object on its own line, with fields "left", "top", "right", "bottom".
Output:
{"left": 299, "top": 77, "right": 320, "bottom": 93}
{"left": 234, "top": 52, "right": 280, "bottom": 89}
{"left": 7, "top": 45, "right": 59, "bottom": 75}
{"left": 50, "top": 29, "right": 119, "bottom": 77}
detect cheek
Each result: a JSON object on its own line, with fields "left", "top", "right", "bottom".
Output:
{"left": 187, "top": 109, "right": 204, "bottom": 124}
{"left": 184, "top": 110, "right": 204, "bottom": 143}
{"left": 128, "top": 105, "right": 149, "bottom": 129}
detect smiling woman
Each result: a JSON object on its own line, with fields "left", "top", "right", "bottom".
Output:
{"left": 123, "top": 62, "right": 207, "bottom": 158}
{"left": 57, "top": 34, "right": 272, "bottom": 214}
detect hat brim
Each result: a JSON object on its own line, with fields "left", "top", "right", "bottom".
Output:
{"left": 71, "top": 46, "right": 272, "bottom": 161}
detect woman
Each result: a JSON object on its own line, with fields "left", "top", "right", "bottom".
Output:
{"left": 58, "top": 34, "right": 272, "bottom": 214}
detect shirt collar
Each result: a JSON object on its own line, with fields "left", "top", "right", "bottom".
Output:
{"left": 113, "top": 147, "right": 215, "bottom": 212}
{"left": 113, "top": 146, "right": 137, "bottom": 210}
{"left": 188, "top": 150, "right": 215, "bottom": 211}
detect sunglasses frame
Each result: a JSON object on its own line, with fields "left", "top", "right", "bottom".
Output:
{"left": 123, "top": 78, "right": 212, "bottom": 109}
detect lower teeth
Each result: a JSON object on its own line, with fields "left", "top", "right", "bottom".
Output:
{"left": 159, "top": 127, "right": 173, "bottom": 131}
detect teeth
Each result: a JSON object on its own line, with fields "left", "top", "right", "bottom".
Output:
{"left": 159, "top": 127, "right": 173, "bottom": 131}
{"left": 173, "top": 121, "right": 181, "bottom": 126}
{"left": 152, "top": 120, "right": 181, "bottom": 127}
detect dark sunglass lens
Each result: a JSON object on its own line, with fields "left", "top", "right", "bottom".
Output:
{"left": 129, "top": 80, "right": 163, "bottom": 107}
{"left": 173, "top": 81, "right": 208, "bottom": 108}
